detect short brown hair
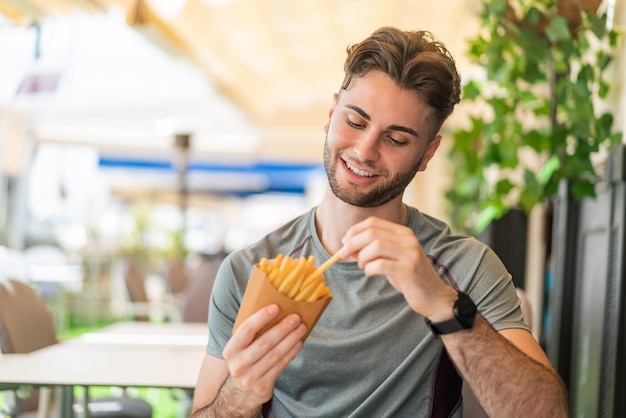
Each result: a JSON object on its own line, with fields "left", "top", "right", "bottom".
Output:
{"left": 341, "top": 27, "right": 461, "bottom": 139}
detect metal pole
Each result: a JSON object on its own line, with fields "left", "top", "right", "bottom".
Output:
{"left": 174, "top": 133, "right": 191, "bottom": 237}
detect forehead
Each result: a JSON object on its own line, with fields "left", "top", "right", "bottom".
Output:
{"left": 338, "top": 70, "right": 435, "bottom": 136}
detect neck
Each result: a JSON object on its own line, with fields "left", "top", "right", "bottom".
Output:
{"left": 315, "top": 186, "right": 407, "bottom": 255}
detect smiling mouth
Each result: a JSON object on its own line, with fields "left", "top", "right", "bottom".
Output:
{"left": 344, "top": 159, "right": 377, "bottom": 178}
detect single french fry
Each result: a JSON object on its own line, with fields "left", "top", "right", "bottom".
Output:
{"left": 278, "top": 257, "right": 306, "bottom": 298}
{"left": 279, "top": 257, "right": 307, "bottom": 296}
{"left": 259, "top": 257, "right": 269, "bottom": 271}
{"left": 278, "top": 255, "right": 291, "bottom": 272}
{"left": 273, "top": 255, "right": 293, "bottom": 287}
{"left": 267, "top": 268, "right": 279, "bottom": 285}
{"left": 299, "top": 271, "right": 319, "bottom": 290}
{"left": 289, "top": 256, "right": 316, "bottom": 297}
{"left": 314, "top": 252, "right": 341, "bottom": 277}
{"left": 267, "top": 254, "right": 283, "bottom": 276}
{"left": 301, "top": 252, "right": 340, "bottom": 286}
{"left": 293, "top": 276, "right": 320, "bottom": 301}
{"left": 301, "top": 260, "right": 317, "bottom": 282}
{"left": 307, "top": 281, "right": 331, "bottom": 302}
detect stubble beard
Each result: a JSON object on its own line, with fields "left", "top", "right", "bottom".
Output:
{"left": 323, "top": 138, "right": 422, "bottom": 208}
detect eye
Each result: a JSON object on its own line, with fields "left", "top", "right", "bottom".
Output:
{"left": 346, "top": 116, "right": 364, "bottom": 129}
{"left": 386, "top": 135, "right": 408, "bottom": 147}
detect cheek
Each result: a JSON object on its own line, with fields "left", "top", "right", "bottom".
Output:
{"left": 326, "top": 119, "right": 350, "bottom": 146}
{"left": 390, "top": 147, "right": 426, "bottom": 175}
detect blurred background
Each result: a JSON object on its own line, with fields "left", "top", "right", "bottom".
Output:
{"left": 0, "top": 0, "right": 487, "bottom": 330}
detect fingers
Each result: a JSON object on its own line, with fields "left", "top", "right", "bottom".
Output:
{"left": 257, "top": 322, "right": 306, "bottom": 381}
{"left": 229, "top": 304, "right": 281, "bottom": 349}
{"left": 246, "top": 314, "right": 306, "bottom": 375}
{"left": 341, "top": 217, "right": 421, "bottom": 270}
{"left": 339, "top": 216, "right": 452, "bottom": 317}
{"left": 223, "top": 305, "right": 307, "bottom": 401}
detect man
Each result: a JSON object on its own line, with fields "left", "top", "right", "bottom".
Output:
{"left": 191, "top": 27, "right": 568, "bottom": 417}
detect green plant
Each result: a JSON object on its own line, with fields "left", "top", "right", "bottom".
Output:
{"left": 117, "top": 198, "right": 158, "bottom": 269}
{"left": 446, "top": 0, "right": 622, "bottom": 234}
{"left": 117, "top": 197, "right": 189, "bottom": 270}
{"left": 157, "top": 226, "right": 189, "bottom": 261}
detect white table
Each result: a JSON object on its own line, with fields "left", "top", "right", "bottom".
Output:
{"left": 71, "top": 321, "right": 209, "bottom": 350}
{"left": 0, "top": 321, "right": 209, "bottom": 417}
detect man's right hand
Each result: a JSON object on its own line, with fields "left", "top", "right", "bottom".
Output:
{"left": 220, "top": 304, "right": 307, "bottom": 411}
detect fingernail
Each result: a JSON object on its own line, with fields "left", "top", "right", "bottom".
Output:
{"left": 288, "top": 314, "right": 301, "bottom": 325}
{"left": 267, "top": 305, "right": 278, "bottom": 315}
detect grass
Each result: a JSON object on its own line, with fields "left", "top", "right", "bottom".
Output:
{"left": 84, "top": 386, "right": 189, "bottom": 418}
{"left": 1, "top": 386, "right": 187, "bottom": 418}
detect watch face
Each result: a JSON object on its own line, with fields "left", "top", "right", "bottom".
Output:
{"left": 425, "top": 291, "right": 478, "bottom": 335}
{"left": 455, "top": 292, "right": 477, "bottom": 328}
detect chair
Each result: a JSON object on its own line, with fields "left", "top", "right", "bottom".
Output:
{"left": 0, "top": 279, "right": 153, "bottom": 418}
{"left": 164, "top": 259, "right": 189, "bottom": 295}
{"left": 176, "top": 257, "right": 220, "bottom": 323}
{"left": 116, "top": 259, "right": 180, "bottom": 323}
{"left": 123, "top": 260, "right": 151, "bottom": 322}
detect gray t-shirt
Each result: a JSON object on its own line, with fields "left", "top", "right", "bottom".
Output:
{"left": 207, "top": 206, "right": 528, "bottom": 417}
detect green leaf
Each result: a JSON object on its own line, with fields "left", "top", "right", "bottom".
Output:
{"left": 589, "top": 11, "right": 607, "bottom": 39}
{"left": 475, "top": 202, "right": 508, "bottom": 234}
{"left": 571, "top": 180, "right": 596, "bottom": 200}
{"left": 609, "top": 30, "right": 620, "bottom": 47}
{"left": 611, "top": 132, "right": 624, "bottom": 147}
{"left": 524, "top": 168, "right": 540, "bottom": 190}
{"left": 544, "top": 178, "right": 559, "bottom": 197}
{"left": 484, "top": 140, "right": 501, "bottom": 165}
{"left": 518, "top": 169, "right": 540, "bottom": 211}
{"left": 525, "top": 129, "right": 551, "bottom": 152}
{"left": 525, "top": 6, "right": 542, "bottom": 25}
{"left": 463, "top": 80, "right": 483, "bottom": 101}
{"left": 499, "top": 141, "right": 519, "bottom": 168}
{"left": 546, "top": 16, "right": 571, "bottom": 42}
{"left": 518, "top": 28, "right": 549, "bottom": 62}
{"left": 538, "top": 155, "right": 560, "bottom": 184}
{"left": 594, "top": 113, "right": 615, "bottom": 143}
{"left": 495, "top": 179, "right": 515, "bottom": 195}
{"left": 485, "top": 0, "right": 507, "bottom": 16}
{"left": 598, "top": 80, "right": 610, "bottom": 98}
{"left": 520, "top": 188, "right": 541, "bottom": 212}
{"left": 596, "top": 51, "right": 612, "bottom": 71}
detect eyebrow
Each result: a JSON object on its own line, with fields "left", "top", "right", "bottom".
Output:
{"left": 345, "top": 104, "right": 420, "bottom": 138}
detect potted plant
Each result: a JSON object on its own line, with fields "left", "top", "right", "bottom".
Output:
{"left": 445, "top": 0, "right": 622, "bottom": 234}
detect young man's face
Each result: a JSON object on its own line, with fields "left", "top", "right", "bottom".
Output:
{"left": 323, "top": 70, "right": 441, "bottom": 208}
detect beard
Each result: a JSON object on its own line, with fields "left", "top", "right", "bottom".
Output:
{"left": 323, "top": 137, "right": 423, "bottom": 208}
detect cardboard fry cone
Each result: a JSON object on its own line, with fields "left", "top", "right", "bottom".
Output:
{"left": 233, "top": 265, "right": 332, "bottom": 341}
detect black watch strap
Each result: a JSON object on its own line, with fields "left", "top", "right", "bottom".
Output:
{"left": 425, "top": 291, "right": 477, "bottom": 335}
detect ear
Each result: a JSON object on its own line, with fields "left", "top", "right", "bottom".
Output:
{"left": 418, "top": 135, "right": 442, "bottom": 171}
{"left": 324, "top": 93, "right": 340, "bottom": 133}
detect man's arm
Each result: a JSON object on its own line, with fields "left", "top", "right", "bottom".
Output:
{"left": 444, "top": 315, "right": 568, "bottom": 417}
{"left": 191, "top": 304, "right": 306, "bottom": 417}
{"left": 340, "top": 216, "right": 569, "bottom": 417}
{"left": 191, "top": 355, "right": 233, "bottom": 417}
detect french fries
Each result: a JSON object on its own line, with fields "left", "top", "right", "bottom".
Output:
{"left": 258, "top": 254, "right": 339, "bottom": 302}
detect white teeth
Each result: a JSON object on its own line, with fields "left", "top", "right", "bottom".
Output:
{"left": 345, "top": 161, "right": 376, "bottom": 177}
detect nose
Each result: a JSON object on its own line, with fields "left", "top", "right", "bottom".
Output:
{"left": 352, "top": 130, "right": 380, "bottom": 162}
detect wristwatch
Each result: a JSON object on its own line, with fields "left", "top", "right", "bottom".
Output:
{"left": 425, "top": 291, "right": 477, "bottom": 335}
